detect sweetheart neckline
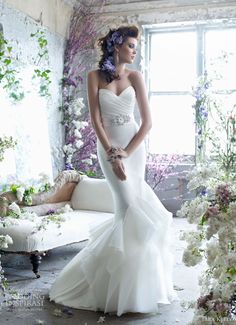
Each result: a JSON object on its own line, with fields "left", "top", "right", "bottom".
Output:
{"left": 98, "top": 85, "right": 134, "bottom": 97}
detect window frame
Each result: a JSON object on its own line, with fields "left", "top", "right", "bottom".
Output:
{"left": 143, "top": 19, "right": 236, "bottom": 160}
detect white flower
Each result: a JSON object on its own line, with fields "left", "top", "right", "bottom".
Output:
{"left": 205, "top": 239, "right": 218, "bottom": 265}
{"left": 16, "top": 187, "right": 25, "bottom": 201}
{"left": 90, "top": 153, "right": 97, "bottom": 159}
{"left": 66, "top": 154, "right": 73, "bottom": 164}
{"left": 8, "top": 202, "right": 21, "bottom": 215}
{"left": 63, "top": 144, "right": 76, "bottom": 154}
{"left": 97, "top": 316, "right": 105, "bottom": 323}
{"left": 75, "top": 140, "right": 83, "bottom": 149}
{"left": 82, "top": 158, "right": 92, "bottom": 165}
{"left": 74, "top": 129, "right": 82, "bottom": 138}
{"left": 0, "top": 234, "right": 13, "bottom": 249}
{"left": 228, "top": 201, "right": 236, "bottom": 217}
{"left": 56, "top": 204, "right": 73, "bottom": 213}
{"left": 81, "top": 121, "right": 88, "bottom": 127}
{"left": 182, "top": 245, "right": 203, "bottom": 266}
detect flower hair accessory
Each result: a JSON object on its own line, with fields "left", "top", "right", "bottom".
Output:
{"left": 101, "top": 30, "right": 123, "bottom": 74}
{"left": 106, "top": 31, "right": 123, "bottom": 53}
{"left": 101, "top": 56, "right": 116, "bottom": 73}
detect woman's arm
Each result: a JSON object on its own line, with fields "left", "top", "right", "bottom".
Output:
{"left": 87, "top": 70, "right": 111, "bottom": 152}
{"left": 87, "top": 70, "right": 126, "bottom": 181}
{"left": 124, "top": 71, "right": 152, "bottom": 156}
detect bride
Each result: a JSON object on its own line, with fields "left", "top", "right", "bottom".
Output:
{"left": 49, "top": 25, "right": 177, "bottom": 316}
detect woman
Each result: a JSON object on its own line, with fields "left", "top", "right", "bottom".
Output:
{"left": 49, "top": 25, "right": 177, "bottom": 316}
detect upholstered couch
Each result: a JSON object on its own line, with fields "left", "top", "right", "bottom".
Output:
{"left": 0, "top": 171, "right": 114, "bottom": 277}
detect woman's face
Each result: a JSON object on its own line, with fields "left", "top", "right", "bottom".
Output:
{"left": 117, "top": 37, "right": 138, "bottom": 64}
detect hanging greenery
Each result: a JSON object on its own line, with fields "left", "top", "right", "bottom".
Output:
{"left": 0, "top": 31, "right": 24, "bottom": 101}
{"left": 0, "top": 29, "right": 52, "bottom": 102}
{"left": 0, "top": 135, "right": 17, "bottom": 162}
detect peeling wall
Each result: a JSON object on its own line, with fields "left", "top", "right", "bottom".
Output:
{"left": 3, "top": 0, "right": 72, "bottom": 38}
{"left": 0, "top": 0, "right": 66, "bottom": 179}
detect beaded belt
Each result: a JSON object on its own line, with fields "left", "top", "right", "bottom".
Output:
{"left": 110, "top": 114, "right": 132, "bottom": 126}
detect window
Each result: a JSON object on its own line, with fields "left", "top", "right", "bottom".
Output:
{"left": 144, "top": 20, "right": 236, "bottom": 156}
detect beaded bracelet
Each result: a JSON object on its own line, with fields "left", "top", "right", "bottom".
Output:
{"left": 106, "top": 146, "right": 122, "bottom": 163}
{"left": 106, "top": 146, "right": 120, "bottom": 155}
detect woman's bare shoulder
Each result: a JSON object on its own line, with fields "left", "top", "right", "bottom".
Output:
{"left": 127, "top": 69, "right": 142, "bottom": 79}
{"left": 87, "top": 69, "right": 100, "bottom": 78}
{"left": 127, "top": 69, "right": 143, "bottom": 88}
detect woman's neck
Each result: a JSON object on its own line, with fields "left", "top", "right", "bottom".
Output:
{"left": 116, "top": 63, "right": 126, "bottom": 77}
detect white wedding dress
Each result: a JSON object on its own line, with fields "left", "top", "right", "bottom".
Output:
{"left": 49, "top": 85, "right": 177, "bottom": 316}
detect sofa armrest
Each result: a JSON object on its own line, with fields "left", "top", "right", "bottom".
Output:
{"left": 31, "top": 170, "right": 81, "bottom": 205}
{"left": 0, "top": 170, "right": 81, "bottom": 208}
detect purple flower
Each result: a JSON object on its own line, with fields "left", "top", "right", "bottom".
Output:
{"left": 111, "top": 31, "right": 123, "bottom": 44}
{"left": 106, "top": 31, "right": 123, "bottom": 53}
{"left": 65, "top": 163, "right": 74, "bottom": 170}
{"left": 205, "top": 206, "right": 219, "bottom": 218}
{"left": 197, "top": 292, "right": 213, "bottom": 309}
{"left": 46, "top": 209, "right": 55, "bottom": 215}
{"left": 63, "top": 78, "right": 77, "bottom": 87}
{"left": 101, "top": 58, "right": 116, "bottom": 73}
{"left": 215, "top": 183, "right": 232, "bottom": 208}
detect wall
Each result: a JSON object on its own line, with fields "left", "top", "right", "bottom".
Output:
{"left": 0, "top": 0, "right": 71, "bottom": 181}
{"left": 3, "top": 0, "right": 72, "bottom": 38}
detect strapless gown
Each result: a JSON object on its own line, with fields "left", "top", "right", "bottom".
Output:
{"left": 49, "top": 85, "right": 178, "bottom": 316}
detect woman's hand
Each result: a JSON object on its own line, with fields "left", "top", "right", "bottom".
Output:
{"left": 116, "top": 148, "right": 129, "bottom": 159}
{"left": 111, "top": 158, "right": 127, "bottom": 181}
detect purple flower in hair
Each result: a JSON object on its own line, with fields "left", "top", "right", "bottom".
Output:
{"left": 106, "top": 31, "right": 123, "bottom": 53}
{"left": 101, "top": 57, "right": 116, "bottom": 73}
{"left": 111, "top": 31, "right": 123, "bottom": 44}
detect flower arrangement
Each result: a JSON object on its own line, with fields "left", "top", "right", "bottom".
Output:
{"left": 178, "top": 69, "right": 236, "bottom": 324}
{"left": 1, "top": 173, "right": 52, "bottom": 206}
{"left": 0, "top": 202, "right": 72, "bottom": 233}
{"left": 61, "top": 0, "right": 106, "bottom": 176}
{"left": 178, "top": 167, "right": 236, "bottom": 324}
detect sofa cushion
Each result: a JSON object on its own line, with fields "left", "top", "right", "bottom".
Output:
{"left": 71, "top": 176, "right": 114, "bottom": 213}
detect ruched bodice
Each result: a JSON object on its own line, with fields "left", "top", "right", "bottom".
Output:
{"left": 98, "top": 86, "right": 136, "bottom": 127}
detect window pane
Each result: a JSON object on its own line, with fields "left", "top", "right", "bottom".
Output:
{"left": 149, "top": 95, "right": 195, "bottom": 155}
{"left": 150, "top": 31, "right": 197, "bottom": 91}
{"left": 206, "top": 93, "right": 236, "bottom": 155}
{"left": 205, "top": 28, "right": 236, "bottom": 90}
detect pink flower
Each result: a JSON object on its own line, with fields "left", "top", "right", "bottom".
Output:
{"left": 205, "top": 205, "right": 219, "bottom": 218}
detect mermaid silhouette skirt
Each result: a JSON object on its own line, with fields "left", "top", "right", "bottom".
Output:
{"left": 49, "top": 86, "right": 177, "bottom": 316}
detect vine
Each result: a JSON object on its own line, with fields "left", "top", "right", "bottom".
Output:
{"left": 0, "top": 135, "right": 17, "bottom": 162}
{"left": 30, "top": 30, "right": 51, "bottom": 98}
{"left": 0, "top": 29, "right": 52, "bottom": 102}
{"left": 0, "top": 31, "right": 24, "bottom": 101}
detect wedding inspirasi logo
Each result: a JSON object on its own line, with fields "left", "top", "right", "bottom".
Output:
{"left": 0, "top": 291, "right": 45, "bottom": 310}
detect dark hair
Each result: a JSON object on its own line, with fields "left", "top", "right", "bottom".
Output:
{"left": 98, "top": 25, "right": 139, "bottom": 83}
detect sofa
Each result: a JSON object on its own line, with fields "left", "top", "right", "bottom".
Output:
{"left": 0, "top": 170, "right": 114, "bottom": 278}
